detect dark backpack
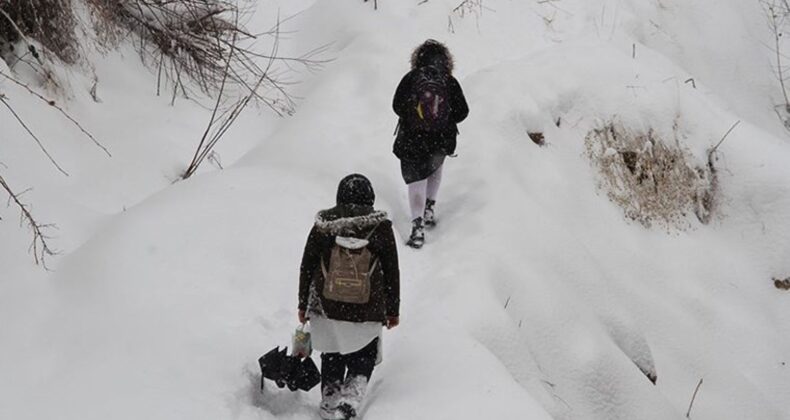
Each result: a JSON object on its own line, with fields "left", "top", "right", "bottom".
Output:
{"left": 408, "top": 65, "right": 451, "bottom": 132}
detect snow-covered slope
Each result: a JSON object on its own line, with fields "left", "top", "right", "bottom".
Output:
{"left": 2, "top": 1, "right": 790, "bottom": 419}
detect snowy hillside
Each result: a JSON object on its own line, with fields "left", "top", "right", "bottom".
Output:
{"left": 3, "top": 0, "right": 790, "bottom": 419}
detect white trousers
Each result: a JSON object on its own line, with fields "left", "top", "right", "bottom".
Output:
{"left": 407, "top": 165, "right": 443, "bottom": 221}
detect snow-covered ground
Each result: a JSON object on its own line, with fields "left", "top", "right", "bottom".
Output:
{"left": 2, "top": 0, "right": 790, "bottom": 419}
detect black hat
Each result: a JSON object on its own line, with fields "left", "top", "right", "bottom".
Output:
{"left": 336, "top": 174, "right": 375, "bottom": 207}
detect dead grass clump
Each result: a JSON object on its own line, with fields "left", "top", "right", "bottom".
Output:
{"left": 585, "top": 120, "right": 717, "bottom": 230}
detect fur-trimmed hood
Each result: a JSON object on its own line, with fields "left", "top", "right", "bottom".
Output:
{"left": 410, "top": 39, "right": 454, "bottom": 73}
{"left": 315, "top": 205, "right": 389, "bottom": 236}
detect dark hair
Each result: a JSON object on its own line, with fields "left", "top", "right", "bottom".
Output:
{"left": 336, "top": 174, "right": 375, "bottom": 207}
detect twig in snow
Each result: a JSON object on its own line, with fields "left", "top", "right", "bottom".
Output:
{"left": 710, "top": 120, "right": 741, "bottom": 154}
{"left": 762, "top": 1, "right": 790, "bottom": 110}
{"left": 207, "top": 151, "right": 223, "bottom": 169}
{"left": 0, "top": 70, "right": 110, "bottom": 156}
{"left": 696, "top": 120, "right": 734, "bottom": 225}
{"left": 182, "top": 27, "right": 237, "bottom": 179}
{"left": 453, "top": 0, "right": 481, "bottom": 15}
{"left": 0, "top": 94, "right": 69, "bottom": 176}
{"left": 759, "top": 0, "right": 790, "bottom": 127}
{"left": 504, "top": 295, "right": 511, "bottom": 309}
{"left": 181, "top": 13, "right": 293, "bottom": 180}
{"left": 0, "top": 174, "right": 58, "bottom": 269}
{"left": 685, "top": 378, "right": 703, "bottom": 418}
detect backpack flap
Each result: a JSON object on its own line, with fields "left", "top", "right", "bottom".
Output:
{"left": 320, "top": 223, "right": 382, "bottom": 305}
{"left": 321, "top": 245, "right": 376, "bottom": 304}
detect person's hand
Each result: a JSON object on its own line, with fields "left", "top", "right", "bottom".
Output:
{"left": 298, "top": 309, "right": 307, "bottom": 324}
{"left": 386, "top": 316, "right": 400, "bottom": 330}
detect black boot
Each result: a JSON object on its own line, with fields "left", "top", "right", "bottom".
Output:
{"left": 424, "top": 199, "right": 436, "bottom": 228}
{"left": 406, "top": 217, "right": 425, "bottom": 249}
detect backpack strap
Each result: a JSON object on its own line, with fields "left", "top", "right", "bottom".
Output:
{"left": 320, "top": 255, "right": 329, "bottom": 281}
{"left": 364, "top": 221, "right": 384, "bottom": 241}
{"left": 364, "top": 221, "right": 383, "bottom": 275}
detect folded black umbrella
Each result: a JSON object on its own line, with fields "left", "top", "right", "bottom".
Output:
{"left": 258, "top": 346, "right": 287, "bottom": 390}
{"left": 292, "top": 357, "right": 321, "bottom": 391}
{"left": 258, "top": 346, "right": 321, "bottom": 392}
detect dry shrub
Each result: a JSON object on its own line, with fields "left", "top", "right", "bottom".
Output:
{"left": 0, "top": 0, "right": 79, "bottom": 64}
{"left": 85, "top": 0, "right": 298, "bottom": 111}
{"left": 454, "top": 0, "right": 485, "bottom": 17}
{"left": 2, "top": 0, "right": 320, "bottom": 112}
{"left": 585, "top": 120, "right": 717, "bottom": 230}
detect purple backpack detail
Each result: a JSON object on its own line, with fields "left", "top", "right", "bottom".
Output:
{"left": 410, "top": 65, "right": 450, "bottom": 132}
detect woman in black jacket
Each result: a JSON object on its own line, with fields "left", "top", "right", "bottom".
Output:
{"left": 298, "top": 174, "right": 400, "bottom": 420}
{"left": 392, "top": 39, "right": 469, "bottom": 248}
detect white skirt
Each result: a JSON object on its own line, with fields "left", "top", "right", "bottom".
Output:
{"left": 309, "top": 315, "right": 382, "bottom": 355}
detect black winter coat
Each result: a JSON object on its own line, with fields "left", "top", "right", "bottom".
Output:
{"left": 392, "top": 69, "right": 469, "bottom": 161}
{"left": 298, "top": 205, "right": 400, "bottom": 324}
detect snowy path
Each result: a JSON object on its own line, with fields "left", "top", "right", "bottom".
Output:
{"left": 3, "top": 1, "right": 790, "bottom": 419}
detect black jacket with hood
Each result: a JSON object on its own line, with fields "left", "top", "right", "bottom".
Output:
{"left": 298, "top": 175, "right": 400, "bottom": 324}
{"left": 392, "top": 40, "right": 469, "bottom": 161}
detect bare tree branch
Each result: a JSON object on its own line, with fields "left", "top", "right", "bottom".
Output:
{"left": 0, "top": 70, "right": 111, "bottom": 156}
{"left": 0, "top": 174, "right": 58, "bottom": 269}
{"left": 181, "top": 13, "right": 291, "bottom": 180}
{"left": 0, "top": 94, "right": 69, "bottom": 176}
{"left": 686, "top": 378, "right": 704, "bottom": 418}
{"left": 711, "top": 120, "right": 741, "bottom": 153}
{"left": 0, "top": 0, "right": 77, "bottom": 64}
{"left": 84, "top": 0, "right": 324, "bottom": 110}
{"left": 760, "top": 0, "right": 790, "bottom": 112}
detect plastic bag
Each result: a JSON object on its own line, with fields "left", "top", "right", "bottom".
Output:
{"left": 292, "top": 324, "right": 312, "bottom": 358}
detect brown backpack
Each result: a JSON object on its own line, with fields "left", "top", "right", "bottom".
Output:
{"left": 320, "top": 226, "right": 380, "bottom": 304}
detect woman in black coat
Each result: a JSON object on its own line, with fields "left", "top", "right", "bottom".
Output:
{"left": 392, "top": 39, "right": 469, "bottom": 248}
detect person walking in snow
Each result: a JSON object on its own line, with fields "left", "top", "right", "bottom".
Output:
{"left": 298, "top": 174, "right": 400, "bottom": 420}
{"left": 392, "top": 39, "right": 469, "bottom": 248}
